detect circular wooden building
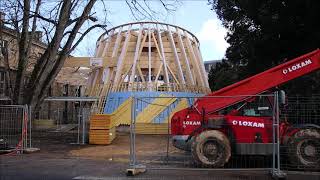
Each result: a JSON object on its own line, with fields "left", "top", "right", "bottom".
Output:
{"left": 87, "top": 22, "right": 210, "bottom": 125}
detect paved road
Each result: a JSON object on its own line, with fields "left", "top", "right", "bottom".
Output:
{"left": 1, "top": 133, "right": 319, "bottom": 180}
{"left": 1, "top": 152, "right": 319, "bottom": 180}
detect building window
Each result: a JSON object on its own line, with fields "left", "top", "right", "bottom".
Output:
{"left": 63, "top": 84, "right": 69, "bottom": 96}
{"left": 0, "top": 39, "right": 7, "bottom": 48}
{"left": 0, "top": 70, "right": 6, "bottom": 96}
{"left": 76, "top": 86, "right": 82, "bottom": 97}
{"left": 0, "top": 39, "right": 8, "bottom": 57}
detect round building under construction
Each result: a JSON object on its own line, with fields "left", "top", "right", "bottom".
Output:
{"left": 86, "top": 22, "right": 210, "bottom": 128}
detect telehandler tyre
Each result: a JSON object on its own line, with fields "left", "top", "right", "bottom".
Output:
{"left": 287, "top": 128, "right": 320, "bottom": 169}
{"left": 191, "top": 130, "right": 231, "bottom": 167}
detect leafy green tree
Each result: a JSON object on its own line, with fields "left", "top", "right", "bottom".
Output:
{"left": 208, "top": 60, "right": 239, "bottom": 91}
{"left": 208, "top": 0, "right": 320, "bottom": 95}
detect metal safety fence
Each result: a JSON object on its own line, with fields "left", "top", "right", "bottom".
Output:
{"left": 279, "top": 95, "right": 320, "bottom": 171}
{"left": 128, "top": 93, "right": 290, "bottom": 177}
{"left": 31, "top": 106, "right": 92, "bottom": 147}
{"left": 0, "top": 105, "right": 31, "bottom": 153}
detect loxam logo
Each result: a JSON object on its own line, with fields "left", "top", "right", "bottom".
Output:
{"left": 282, "top": 59, "right": 312, "bottom": 75}
{"left": 232, "top": 120, "right": 265, "bottom": 128}
{"left": 183, "top": 121, "right": 201, "bottom": 126}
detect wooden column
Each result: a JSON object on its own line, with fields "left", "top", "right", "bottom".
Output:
{"left": 129, "top": 24, "right": 144, "bottom": 85}
{"left": 151, "top": 32, "right": 163, "bottom": 86}
{"left": 148, "top": 27, "right": 152, "bottom": 91}
{"left": 156, "top": 24, "right": 170, "bottom": 84}
{"left": 113, "top": 25, "right": 132, "bottom": 90}
{"left": 184, "top": 31, "right": 205, "bottom": 87}
{"left": 111, "top": 26, "right": 123, "bottom": 58}
{"left": 167, "top": 25, "right": 185, "bottom": 85}
{"left": 193, "top": 39, "right": 209, "bottom": 88}
{"left": 101, "top": 30, "right": 114, "bottom": 57}
{"left": 176, "top": 28, "right": 194, "bottom": 85}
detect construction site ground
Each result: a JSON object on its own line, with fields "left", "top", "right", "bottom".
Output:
{"left": 1, "top": 131, "right": 319, "bottom": 180}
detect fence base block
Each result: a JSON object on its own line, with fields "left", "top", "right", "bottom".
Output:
{"left": 126, "top": 164, "right": 146, "bottom": 176}
{"left": 24, "top": 148, "right": 40, "bottom": 153}
{"left": 271, "top": 170, "right": 287, "bottom": 180}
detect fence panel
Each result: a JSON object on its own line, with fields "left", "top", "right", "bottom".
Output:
{"left": 31, "top": 105, "right": 92, "bottom": 147}
{"left": 129, "top": 94, "right": 281, "bottom": 173}
{"left": 280, "top": 95, "right": 320, "bottom": 171}
{"left": 0, "top": 105, "right": 29, "bottom": 153}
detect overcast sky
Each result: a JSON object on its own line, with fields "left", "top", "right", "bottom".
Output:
{"left": 74, "top": 1, "right": 229, "bottom": 61}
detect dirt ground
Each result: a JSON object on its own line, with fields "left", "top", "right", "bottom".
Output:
{"left": 1, "top": 130, "right": 320, "bottom": 180}
{"left": 69, "top": 132, "right": 184, "bottom": 163}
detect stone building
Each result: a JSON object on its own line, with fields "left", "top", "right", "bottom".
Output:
{"left": 0, "top": 25, "right": 46, "bottom": 99}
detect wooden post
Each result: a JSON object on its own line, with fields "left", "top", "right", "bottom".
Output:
{"left": 129, "top": 24, "right": 144, "bottom": 88}
{"left": 148, "top": 27, "right": 152, "bottom": 91}
{"left": 167, "top": 25, "right": 185, "bottom": 85}
{"left": 184, "top": 30, "right": 205, "bottom": 87}
{"left": 95, "top": 39, "right": 103, "bottom": 57}
{"left": 136, "top": 64, "right": 146, "bottom": 83}
{"left": 111, "top": 26, "right": 123, "bottom": 58}
{"left": 113, "top": 25, "right": 132, "bottom": 90}
{"left": 156, "top": 24, "right": 170, "bottom": 84}
{"left": 136, "top": 31, "right": 148, "bottom": 84}
{"left": 155, "top": 62, "right": 163, "bottom": 85}
{"left": 176, "top": 28, "right": 195, "bottom": 85}
{"left": 193, "top": 39, "right": 209, "bottom": 88}
{"left": 101, "top": 30, "right": 114, "bottom": 57}
{"left": 88, "top": 70, "right": 99, "bottom": 96}
{"left": 166, "top": 63, "right": 179, "bottom": 84}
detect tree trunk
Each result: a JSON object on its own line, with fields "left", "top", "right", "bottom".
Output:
{"left": 13, "top": 0, "right": 31, "bottom": 104}
{"left": 25, "top": 0, "right": 73, "bottom": 109}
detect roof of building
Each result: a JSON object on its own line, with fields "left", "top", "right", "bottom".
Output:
{"left": 204, "top": 60, "right": 222, "bottom": 65}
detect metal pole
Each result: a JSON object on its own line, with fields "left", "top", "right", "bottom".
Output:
{"left": 21, "top": 106, "right": 25, "bottom": 153}
{"left": 133, "top": 97, "right": 137, "bottom": 166}
{"left": 77, "top": 107, "right": 80, "bottom": 144}
{"left": 81, "top": 102, "right": 85, "bottom": 144}
{"left": 276, "top": 92, "right": 281, "bottom": 173}
{"left": 129, "top": 96, "right": 136, "bottom": 166}
{"left": 58, "top": 109, "right": 61, "bottom": 128}
{"left": 24, "top": 105, "right": 28, "bottom": 150}
{"left": 272, "top": 93, "right": 276, "bottom": 173}
{"left": 166, "top": 104, "right": 170, "bottom": 163}
{"left": 29, "top": 105, "right": 32, "bottom": 148}
{"left": 57, "top": 109, "right": 59, "bottom": 130}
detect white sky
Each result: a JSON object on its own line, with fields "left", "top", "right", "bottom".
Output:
{"left": 75, "top": 1, "right": 229, "bottom": 61}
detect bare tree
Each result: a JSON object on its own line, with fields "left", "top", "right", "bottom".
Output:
{"left": 0, "top": 0, "right": 179, "bottom": 110}
{"left": 125, "top": 0, "right": 180, "bottom": 21}
{"left": 1, "top": 0, "right": 107, "bottom": 110}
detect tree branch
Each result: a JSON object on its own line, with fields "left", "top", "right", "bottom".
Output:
{"left": 68, "top": 24, "right": 107, "bottom": 53}
{"left": 30, "top": 13, "right": 57, "bottom": 25}
{"left": 71, "top": 0, "right": 81, "bottom": 12}
{"left": 67, "top": 13, "right": 98, "bottom": 26}
{"left": 42, "top": 26, "right": 51, "bottom": 44}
